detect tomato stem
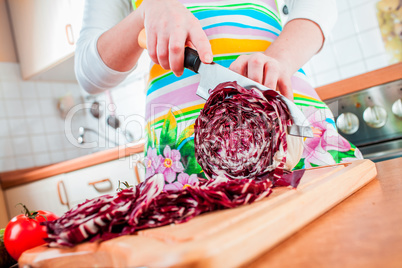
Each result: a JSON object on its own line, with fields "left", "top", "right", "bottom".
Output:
{"left": 16, "top": 203, "right": 48, "bottom": 221}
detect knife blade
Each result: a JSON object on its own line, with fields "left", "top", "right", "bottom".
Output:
{"left": 137, "top": 29, "right": 313, "bottom": 138}
{"left": 183, "top": 47, "right": 313, "bottom": 138}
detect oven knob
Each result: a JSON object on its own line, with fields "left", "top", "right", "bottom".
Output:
{"left": 336, "top": 112, "right": 359, "bottom": 134}
{"left": 363, "top": 105, "right": 387, "bottom": 128}
{"left": 392, "top": 99, "right": 402, "bottom": 118}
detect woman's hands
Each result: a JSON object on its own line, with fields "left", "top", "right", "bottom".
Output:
{"left": 229, "top": 53, "right": 294, "bottom": 100}
{"left": 229, "top": 19, "right": 325, "bottom": 101}
{"left": 137, "top": 0, "right": 213, "bottom": 76}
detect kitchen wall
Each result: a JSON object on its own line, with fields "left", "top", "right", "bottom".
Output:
{"left": 0, "top": 61, "right": 148, "bottom": 173}
{"left": 303, "top": 0, "right": 396, "bottom": 88}
{"left": 0, "top": 62, "right": 89, "bottom": 172}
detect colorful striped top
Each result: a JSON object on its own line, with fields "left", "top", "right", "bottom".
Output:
{"left": 135, "top": 0, "right": 362, "bottom": 190}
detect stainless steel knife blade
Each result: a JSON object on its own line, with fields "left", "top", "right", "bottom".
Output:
{"left": 195, "top": 61, "right": 313, "bottom": 138}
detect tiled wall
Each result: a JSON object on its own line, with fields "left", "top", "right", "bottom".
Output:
{"left": 0, "top": 63, "right": 89, "bottom": 172}
{"left": 303, "top": 0, "right": 393, "bottom": 88}
{"left": 0, "top": 59, "right": 148, "bottom": 172}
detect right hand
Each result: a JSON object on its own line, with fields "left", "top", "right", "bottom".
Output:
{"left": 137, "top": 0, "right": 213, "bottom": 76}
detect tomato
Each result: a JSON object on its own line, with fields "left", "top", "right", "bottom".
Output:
{"left": 3, "top": 204, "right": 58, "bottom": 261}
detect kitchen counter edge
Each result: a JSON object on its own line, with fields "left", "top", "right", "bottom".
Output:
{"left": 315, "top": 62, "right": 402, "bottom": 100}
{"left": 0, "top": 142, "right": 145, "bottom": 190}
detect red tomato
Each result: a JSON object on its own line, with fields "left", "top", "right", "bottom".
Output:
{"left": 3, "top": 204, "right": 58, "bottom": 261}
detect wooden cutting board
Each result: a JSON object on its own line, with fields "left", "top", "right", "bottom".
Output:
{"left": 19, "top": 159, "right": 377, "bottom": 268}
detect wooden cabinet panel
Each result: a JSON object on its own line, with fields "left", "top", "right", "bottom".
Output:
{"left": 63, "top": 157, "right": 138, "bottom": 208}
{"left": 7, "top": 0, "right": 84, "bottom": 81}
{"left": 4, "top": 174, "right": 70, "bottom": 218}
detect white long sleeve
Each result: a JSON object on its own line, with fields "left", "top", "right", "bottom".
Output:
{"left": 75, "top": 0, "right": 337, "bottom": 94}
{"left": 74, "top": 0, "right": 134, "bottom": 94}
{"left": 284, "top": 0, "right": 338, "bottom": 40}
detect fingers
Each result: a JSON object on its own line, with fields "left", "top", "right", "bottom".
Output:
{"left": 230, "top": 53, "right": 294, "bottom": 100}
{"left": 247, "top": 54, "right": 265, "bottom": 84}
{"left": 146, "top": 29, "right": 159, "bottom": 66}
{"left": 263, "top": 61, "right": 279, "bottom": 90}
{"left": 188, "top": 29, "right": 213, "bottom": 64}
{"left": 169, "top": 33, "right": 187, "bottom": 76}
{"left": 277, "top": 78, "right": 294, "bottom": 101}
{"left": 229, "top": 55, "right": 248, "bottom": 77}
{"left": 157, "top": 34, "right": 170, "bottom": 70}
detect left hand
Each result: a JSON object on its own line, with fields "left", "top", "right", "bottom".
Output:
{"left": 229, "top": 52, "right": 294, "bottom": 101}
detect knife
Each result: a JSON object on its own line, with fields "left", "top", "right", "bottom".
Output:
{"left": 138, "top": 30, "right": 313, "bottom": 138}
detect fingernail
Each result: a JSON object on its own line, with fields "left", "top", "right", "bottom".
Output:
{"left": 205, "top": 54, "right": 213, "bottom": 63}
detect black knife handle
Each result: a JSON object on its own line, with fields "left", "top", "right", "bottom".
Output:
{"left": 184, "top": 47, "right": 201, "bottom": 73}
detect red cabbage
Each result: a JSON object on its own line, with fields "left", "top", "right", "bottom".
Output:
{"left": 43, "top": 82, "right": 298, "bottom": 248}
{"left": 194, "top": 81, "right": 292, "bottom": 182}
{"left": 43, "top": 176, "right": 272, "bottom": 247}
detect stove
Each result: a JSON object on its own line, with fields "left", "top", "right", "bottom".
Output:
{"left": 324, "top": 79, "right": 402, "bottom": 162}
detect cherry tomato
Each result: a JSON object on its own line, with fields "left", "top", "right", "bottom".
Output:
{"left": 3, "top": 204, "right": 58, "bottom": 261}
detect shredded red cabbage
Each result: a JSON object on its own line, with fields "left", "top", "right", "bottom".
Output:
{"left": 43, "top": 81, "right": 298, "bottom": 248}
{"left": 194, "top": 81, "right": 292, "bottom": 182}
{"left": 44, "top": 176, "right": 272, "bottom": 247}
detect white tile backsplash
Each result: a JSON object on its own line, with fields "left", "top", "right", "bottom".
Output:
{"left": 365, "top": 53, "right": 392, "bottom": 71}
{"left": 0, "top": 138, "right": 14, "bottom": 158}
{"left": 352, "top": 2, "right": 379, "bottom": 32}
{"left": 46, "top": 133, "right": 64, "bottom": 151}
{"left": 333, "top": 36, "right": 364, "bottom": 66}
{"left": 0, "top": 99, "right": 7, "bottom": 117}
{"left": 37, "top": 82, "right": 53, "bottom": 98}
{"left": 20, "top": 82, "right": 37, "bottom": 99}
{"left": 23, "top": 99, "right": 42, "bottom": 117}
{"left": 315, "top": 69, "right": 342, "bottom": 86}
{"left": 310, "top": 43, "right": 338, "bottom": 74}
{"left": 5, "top": 99, "right": 25, "bottom": 117}
{"left": 50, "top": 151, "right": 66, "bottom": 163}
{"left": 15, "top": 155, "right": 35, "bottom": 170}
{"left": 358, "top": 28, "right": 386, "bottom": 58}
{"left": 8, "top": 118, "right": 28, "bottom": 136}
{"left": 12, "top": 137, "right": 32, "bottom": 156}
{"left": 30, "top": 135, "right": 49, "bottom": 153}
{"left": 331, "top": 11, "right": 356, "bottom": 42}
{"left": 339, "top": 61, "right": 367, "bottom": 79}
{"left": 34, "top": 153, "right": 51, "bottom": 166}
{"left": 25, "top": 117, "right": 45, "bottom": 134}
{"left": 0, "top": 119, "right": 9, "bottom": 137}
{"left": 304, "top": 0, "right": 396, "bottom": 88}
{"left": 0, "top": 157, "right": 16, "bottom": 172}
{"left": 0, "top": 62, "right": 93, "bottom": 172}
{"left": 1, "top": 81, "right": 21, "bottom": 99}
{"left": 39, "top": 99, "right": 58, "bottom": 116}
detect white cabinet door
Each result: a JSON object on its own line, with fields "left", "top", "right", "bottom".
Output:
{"left": 4, "top": 174, "right": 70, "bottom": 219}
{"left": 7, "top": 0, "right": 84, "bottom": 81}
{"left": 63, "top": 156, "right": 143, "bottom": 209}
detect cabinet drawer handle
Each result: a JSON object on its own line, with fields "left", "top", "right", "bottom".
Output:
{"left": 65, "top": 23, "right": 74, "bottom": 45}
{"left": 134, "top": 161, "right": 142, "bottom": 184}
{"left": 88, "top": 178, "right": 113, "bottom": 192}
{"left": 57, "top": 180, "right": 70, "bottom": 209}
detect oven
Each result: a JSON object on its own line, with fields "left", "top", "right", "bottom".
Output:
{"left": 324, "top": 79, "right": 402, "bottom": 162}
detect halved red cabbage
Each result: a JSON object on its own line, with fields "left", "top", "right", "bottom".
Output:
{"left": 194, "top": 81, "right": 292, "bottom": 182}
{"left": 43, "top": 176, "right": 273, "bottom": 247}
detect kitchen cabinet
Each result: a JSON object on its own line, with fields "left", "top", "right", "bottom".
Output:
{"left": 7, "top": 0, "right": 84, "bottom": 81}
{"left": 4, "top": 174, "right": 70, "bottom": 219}
{"left": 4, "top": 154, "right": 144, "bottom": 219}
{"left": 63, "top": 155, "right": 143, "bottom": 209}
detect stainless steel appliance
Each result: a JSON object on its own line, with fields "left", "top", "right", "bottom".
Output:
{"left": 324, "top": 79, "right": 402, "bottom": 162}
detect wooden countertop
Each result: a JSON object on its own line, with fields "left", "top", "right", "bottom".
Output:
{"left": 315, "top": 62, "right": 402, "bottom": 100}
{"left": 0, "top": 142, "right": 144, "bottom": 190}
{"left": 246, "top": 157, "right": 402, "bottom": 268}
